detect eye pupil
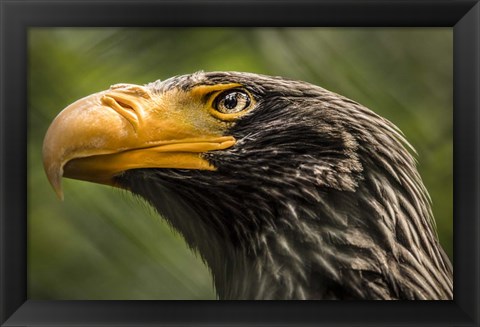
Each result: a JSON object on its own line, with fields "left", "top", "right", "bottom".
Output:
{"left": 215, "top": 90, "right": 251, "bottom": 114}
{"left": 224, "top": 93, "right": 238, "bottom": 110}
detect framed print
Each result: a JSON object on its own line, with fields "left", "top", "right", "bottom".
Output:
{"left": 1, "top": 0, "right": 479, "bottom": 326}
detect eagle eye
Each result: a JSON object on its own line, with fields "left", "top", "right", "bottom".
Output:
{"left": 214, "top": 90, "right": 251, "bottom": 114}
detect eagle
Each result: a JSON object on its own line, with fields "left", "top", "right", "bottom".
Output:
{"left": 42, "top": 71, "right": 453, "bottom": 300}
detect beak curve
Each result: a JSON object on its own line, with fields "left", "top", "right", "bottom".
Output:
{"left": 42, "top": 84, "right": 235, "bottom": 199}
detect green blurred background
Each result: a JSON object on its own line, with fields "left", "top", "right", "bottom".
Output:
{"left": 28, "top": 28, "right": 453, "bottom": 300}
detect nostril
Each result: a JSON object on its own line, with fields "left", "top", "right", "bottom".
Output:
{"left": 116, "top": 99, "right": 135, "bottom": 112}
{"left": 102, "top": 95, "right": 139, "bottom": 131}
{"left": 102, "top": 94, "right": 136, "bottom": 113}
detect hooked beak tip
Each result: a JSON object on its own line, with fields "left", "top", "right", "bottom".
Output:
{"left": 55, "top": 184, "right": 65, "bottom": 201}
{"left": 43, "top": 158, "right": 65, "bottom": 201}
{"left": 51, "top": 172, "right": 65, "bottom": 201}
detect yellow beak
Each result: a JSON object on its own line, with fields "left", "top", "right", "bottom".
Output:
{"left": 42, "top": 83, "right": 235, "bottom": 199}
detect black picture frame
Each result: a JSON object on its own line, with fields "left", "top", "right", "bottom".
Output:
{"left": 1, "top": 0, "right": 479, "bottom": 326}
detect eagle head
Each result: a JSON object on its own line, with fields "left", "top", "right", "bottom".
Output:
{"left": 43, "top": 71, "right": 452, "bottom": 300}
